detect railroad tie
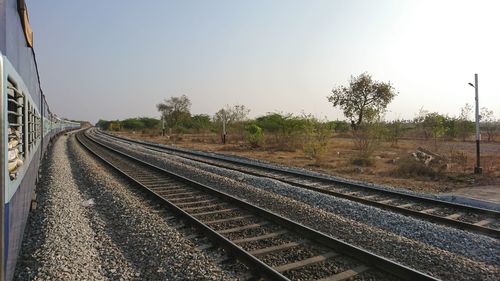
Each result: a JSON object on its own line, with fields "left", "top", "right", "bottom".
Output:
{"left": 420, "top": 207, "right": 439, "bottom": 214}
{"left": 218, "top": 221, "right": 269, "bottom": 234}
{"left": 397, "top": 203, "right": 414, "bottom": 208}
{"left": 274, "top": 251, "right": 339, "bottom": 273}
{"left": 168, "top": 196, "right": 204, "bottom": 203}
{"left": 156, "top": 188, "right": 186, "bottom": 195}
{"left": 317, "top": 265, "right": 371, "bottom": 281}
{"left": 444, "top": 213, "right": 463, "bottom": 220}
{"left": 204, "top": 215, "right": 253, "bottom": 225}
{"left": 164, "top": 191, "right": 198, "bottom": 198}
{"left": 176, "top": 199, "right": 217, "bottom": 207}
{"left": 232, "top": 230, "right": 288, "bottom": 244}
{"left": 343, "top": 191, "right": 359, "bottom": 196}
{"left": 183, "top": 203, "right": 226, "bottom": 212}
{"left": 249, "top": 241, "right": 303, "bottom": 256}
{"left": 473, "top": 218, "right": 494, "bottom": 227}
{"left": 191, "top": 208, "right": 236, "bottom": 217}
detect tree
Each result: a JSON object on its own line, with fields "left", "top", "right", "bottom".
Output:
{"left": 328, "top": 120, "right": 350, "bottom": 133}
{"left": 255, "top": 113, "right": 308, "bottom": 150}
{"left": 414, "top": 107, "right": 430, "bottom": 140}
{"left": 327, "top": 73, "right": 397, "bottom": 129}
{"left": 213, "top": 105, "right": 250, "bottom": 144}
{"left": 121, "top": 118, "right": 145, "bottom": 130}
{"left": 423, "top": 112, "right": 446, "bottom": 149}
{"left": 245, "top": 124, "right": 264, "bottom": 148}
{"left": 386, "top": 119, "right": 404, "bottom": 147}
{"left": 481, "top": 107, "right": 496, "bottom": 142}
{"left": 302, "top": 118, "right": 331, "bottom": 166}
{"left": 96, "top": 119, "right": 111, "bottom": 130}
{"left": 138, "top": 117, "right": 161, "bottom": 129}
{"left": 156, "top": 95, "right": 191, "bottom": 132}
{"left": 457, "top": 103, "right": 474, "bottom": 141}
{"left": 183, "top": 114, "right": 213, "bottom": 133}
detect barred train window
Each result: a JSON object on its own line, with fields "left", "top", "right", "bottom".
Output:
{"left": 7, "top": 79, "right": 25, "bottom": 180}
{"left": 27, "top": 103, "right": 36, "bottom": 151}
{"left": 35, "top": 114, "right": 41, "bottom": 141}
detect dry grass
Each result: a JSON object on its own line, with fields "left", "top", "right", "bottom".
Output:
{"left": 115, "top": 131, "right": 500, "bottom": 194}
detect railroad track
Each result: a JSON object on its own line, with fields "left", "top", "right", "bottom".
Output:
{"left": 98, "top": 130, "right": 500, "bottom": 239}
{"left": 77, "top": 131, "right": 438, "bottom": 281}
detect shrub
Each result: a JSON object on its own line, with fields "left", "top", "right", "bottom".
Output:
{"left": 327, "top": 120, "right": 350, "bottom": 133}
{"left": 351, "top": 156, "right": 374, "bottom": 166}
{"left": 393, "top": 156, "right": 439, "bottom": 178}
{"left": 255, "top": 113, "right": 308, "bottom": 150}
{"left": 303, "top": 119, "right": 331, "bottom": 166}
{"left": 245, "top": 124, "right": 264, "bottom": 148}
{"left": 351, "top": 122, "right": 384, "bottom": 166}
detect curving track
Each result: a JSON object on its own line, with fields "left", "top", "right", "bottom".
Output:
{"left": 77, "top": 130, "right": 439, "bottom": 281}
{"left": 98, "top": 130, "right": 500, "bottom": 239}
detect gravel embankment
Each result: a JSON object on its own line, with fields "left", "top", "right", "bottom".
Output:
{"left": 106, "top": 132, "right": 500, "bottom": 211}
{"left": 93, "top": 131, "right": 500, "bottom": 281}
{"left": 15, "top": 133, "right": 240, "bottom": 280}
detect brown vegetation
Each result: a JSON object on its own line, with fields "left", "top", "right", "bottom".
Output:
{"left": 115, "top": 130, "right": 500, "bottom": 194}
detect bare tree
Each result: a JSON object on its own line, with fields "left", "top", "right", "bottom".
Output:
{"left": 213, "top": 105, "right": 250, "bottom": 144}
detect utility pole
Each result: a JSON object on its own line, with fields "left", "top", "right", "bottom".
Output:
{"left": 222, "top": 114, "right": 227, "bottom": 145}
{"left": 469, "top": 74, "right": 482, "bottom": 174}
{"left": 161, "top": 115, "right": 165, "bottom": 136}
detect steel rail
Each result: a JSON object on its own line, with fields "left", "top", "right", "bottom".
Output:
{"left": 78, "top": 131, "right": 439, "bottom": 281}
{"left": 99, "top": 130, "right": 500, "bottom": 238}
{"left": 77, "top": 132, "right": 288, "bottom": 281}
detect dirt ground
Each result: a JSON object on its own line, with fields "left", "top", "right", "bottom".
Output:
{"left": 115, "top": 131, "right": 500, "bottom": 195}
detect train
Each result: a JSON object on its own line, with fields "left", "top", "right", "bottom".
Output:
{"left": 1, "top": 1, "right": 80, "bottom": 280}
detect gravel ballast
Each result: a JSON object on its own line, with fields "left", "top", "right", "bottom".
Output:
{"left": 106, "top": 132, "right": 500, "bottom": 211}
{"left": 93, "top": 130, "right": 500, "bottom": 281}
{"left": 15, "top": 133, "right": 240, "bottom": 280}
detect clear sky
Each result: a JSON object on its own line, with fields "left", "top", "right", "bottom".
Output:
{"left": 27, "top": 0, "right": 500, "bottom": 123}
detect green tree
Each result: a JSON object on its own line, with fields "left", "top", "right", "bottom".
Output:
{"left": 414, "top": 107, "right": 430, "bottom": 140}
{"left": 255, "top": 113, "right": 308, "bottom": 150}
{"left": 157, "top": 95, "right": 192, "bottom": 132}
{"left": 386, "top": 119, "right": 405, "bottom": 147}
{"left": 423, "top": 112, "right": 446, "bottom": 149}
{"left": 303, "top": 118, "right": 331, "bottom": 166}
{"left": 457, "top": 103, "right": 474, "bottom": 141}
{"left": 121, "top": 118, "right": 145, "bottom": 130}
{"left": 481, "top": 107, "right": 496, "bottom": 142}
{"left": 183, "top": 114, "right": 213, "bottom": 132}
{"left": 96, "top": 119, "right": 111, "bottom": 130}
{"left": 138, "top": 117, "right": 161, "bottom": 129}
{"left": 245, "top": 124, "right": 264, "bottom": 148}
{"left": 328, "top": 120, "right": 350, "bottom": 133}
{"left": 327, "top": 73, "right": 397, "bottom": 129}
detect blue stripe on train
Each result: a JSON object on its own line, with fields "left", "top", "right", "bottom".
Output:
{"left": 4, "top": 203, "right": 9, "bottom": 280}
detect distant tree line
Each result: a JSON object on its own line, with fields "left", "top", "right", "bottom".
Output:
{"left": 96, "top": 101, "right": 497, "bottom": 147}
{"left": 96, "top": 72, "right": 499, "bottom": 167}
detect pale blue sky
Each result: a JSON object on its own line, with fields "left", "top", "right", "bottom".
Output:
{"left": 27, "top": 0, "right": 500, "bottom": 123}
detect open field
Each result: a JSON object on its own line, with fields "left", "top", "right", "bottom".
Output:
{"left": 115, "top": 131, "right": 500, "bottom": 195}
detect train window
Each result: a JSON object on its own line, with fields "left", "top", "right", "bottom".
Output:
{"left": 7, "top": 79, "right": 25, "bottom": 180}
{"left": 27, "top": 102, "right": 36, "bottom": 151}
{"left": 35, "top": 114, "right": 41, "bottom": 141}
